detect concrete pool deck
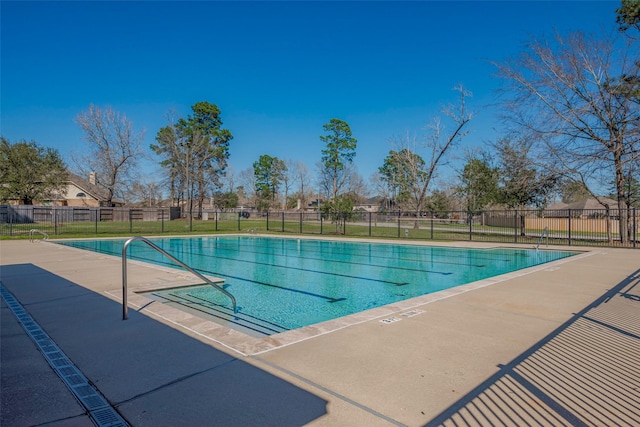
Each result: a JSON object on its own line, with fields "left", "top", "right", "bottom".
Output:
{"left": 1, "top": 237, "right": 638, "bottom": 426}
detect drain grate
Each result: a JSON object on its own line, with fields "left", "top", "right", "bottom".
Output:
{"left": 91, "top": 407, "right": 129, "bottom": 427}
{"left": 0, "top": 284, "right": 130, "bottom": 427}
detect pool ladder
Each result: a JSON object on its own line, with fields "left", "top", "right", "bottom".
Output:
{"left": 29, "top": 229, "right": 49, "bottom": 242}
{"left": 121, "top": 236, "right": 237, "bottom": 320}
{"left": 535, "top": 226, "right": 549, "bottom": 251}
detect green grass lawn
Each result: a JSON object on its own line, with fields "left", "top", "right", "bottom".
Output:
{"left": 1, "top": 217, "right": 633, "bottom": 248}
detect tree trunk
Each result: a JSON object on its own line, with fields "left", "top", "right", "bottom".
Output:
{"left": 605, "top": 206, "right": 612, "bottom": 244}
{"left": 614, "top": 146, "right": 629, "bottom": 243}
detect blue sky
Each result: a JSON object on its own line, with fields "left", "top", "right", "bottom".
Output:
{"left": 1, "top": 0, "right": 621, "bottom": 192}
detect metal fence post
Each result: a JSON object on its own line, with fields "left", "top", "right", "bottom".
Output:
{"left": 634, "top": 208, "right": 637, "bottom": 249}
{"left": 514, "top": 209, "right": 518, "bottom": 243}
{"left": 398, "top": 211, "right": 401, "bottom": 238}
{"left": 281, "top": 212, "right": 284, "bottom": 232}
{"left": 215, "top": 211, "right": 218, "bottom": 232}
{"left": 54, "top": 207, "right": 58, "bottom": 235}
{"left": 568, "top": 209, "right": 572, "bottom": 246}
{"left": 320, "top": 212, "right": 323, "bottom": 235}
{"left": 368, "top": 212, "right": 372, "bottom": 237}
{"left": 468, "top": 212, "right": 472, "bottom": 241}
{"left": 300, "top": 212, "right": 303, "bottom": 234}
{"left": 161, "top": 209, "right": 165, "bottom": 233}
{"left": 430, "top": 211, "right": 434, "bottom": 240}
{"left": 266, "top": 211, "right": 270, "bottom": 231}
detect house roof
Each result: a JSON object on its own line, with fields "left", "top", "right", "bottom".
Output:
{"left": 356, "top": 196, "right": 382, "bottom": 206}
{"left": 66, "top": 172, "right": 121, "bottom": 203}
{"left": 548, "top": 197, "right": 619, "bottom": 211}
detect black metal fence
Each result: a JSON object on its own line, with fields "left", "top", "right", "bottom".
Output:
{"left": 1, "top": 205, "right": 637, "bottom": 249}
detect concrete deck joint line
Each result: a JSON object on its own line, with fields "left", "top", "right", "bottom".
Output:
{"left": 0, "top": 283, "right": 130, "bottom": 427}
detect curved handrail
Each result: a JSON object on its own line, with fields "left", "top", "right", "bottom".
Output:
{"left": 29, "top": 229, "right": 49, "bottom": 242}
{"left": 535, "top": 226, "right": 549, "bottom": 251}
{"left": 122, "top": 236, "right": 237, "bottom": 320}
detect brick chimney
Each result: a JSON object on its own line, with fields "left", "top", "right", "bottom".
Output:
{"left": 89, "top": 172, "right": 97, "bottom": 185}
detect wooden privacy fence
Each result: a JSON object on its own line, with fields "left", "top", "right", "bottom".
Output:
{"left": 483, "top": 209, "right": 639, "bottom": 233}
{"left": 525, "top": 217, "right": 619, "bottom": 233}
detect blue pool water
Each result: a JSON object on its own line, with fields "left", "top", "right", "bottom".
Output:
{"left": 57, "top": 236, "right": 578, "bottom": 336}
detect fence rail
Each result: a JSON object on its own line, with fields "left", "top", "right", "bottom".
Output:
{"left": 1, "top": 205, "right": 637, "bottom": 249}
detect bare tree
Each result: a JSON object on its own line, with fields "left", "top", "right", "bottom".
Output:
{"left": 238, "top": 167, "right": 258, "bottom": 208}
{"left": 222, "top": 166, "right": 236, "bottom": 194}
{"left": 317, "top": 160, "right": 361, "bottom": 201}
{"left": 383, "top": 85, "right": 473, "bottom": 224}
{"left": 274, "top": 160, "right": 315, "bottom": 210}
{"left": 75, "top": 104, "right": 145, "bottom": 205}
{"left": 493, "top": 29, "right": 640, "bottom": 242}
{"left": 343, "top": 166, "right": 370, "bottom": 200}
{"left": 369, "top": 172, "right": 392, "bottom": 211}
{"left": 279, "top": 159, "right": 297, "bottom": 209}
{"left": 125, "top": 180, "right": 163, "bottom": 206}
{"left": 292, "top": 161, "right": 313, "bottom": 209}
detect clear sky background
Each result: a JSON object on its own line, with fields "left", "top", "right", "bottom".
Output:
{"left": 0, "top": 0, "right": 622, "bottom": 193}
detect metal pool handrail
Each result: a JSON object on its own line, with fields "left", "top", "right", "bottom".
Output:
{"left": 535, "top": 226, "right": 549, "bottom": 251}
{"left": 29, "top": 229, "right": 49, "bottom": 242}
{"left": 121, "top": 236, "right": 237, "bottom": 320}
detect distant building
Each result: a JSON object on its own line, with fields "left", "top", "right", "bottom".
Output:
{"left": 547, "top": 197, "right": 620, "bottom": 217}
{"left": 354, "top": 197, "right": 383, "bottom": 213}
{"left": 55, "top": 172, "right": 124, "bottom": 207}
{"left": 1, "top": 171, "right": 122, "bottom": 207}
{"left": 22, "top": 172, "right": 122, "bottom": 207}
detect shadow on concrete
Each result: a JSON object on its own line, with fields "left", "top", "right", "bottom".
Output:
{"left": 1, "top": 264, "right": 327, "bottom": 426}
{"left": 426, "top": 268, "right": 640, "bottom": 427}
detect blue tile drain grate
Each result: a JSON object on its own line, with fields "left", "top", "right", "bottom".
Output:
{"left": 1, "top": 284, "right": 129, "bottom": 427}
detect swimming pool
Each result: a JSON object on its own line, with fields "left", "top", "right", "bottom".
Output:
{"left": 57, "top": 236, "right": 578, "bottom": 337}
